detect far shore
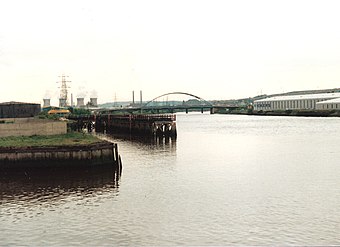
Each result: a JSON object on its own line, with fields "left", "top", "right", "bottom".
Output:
{"left": 215, "top": 109, "right": 340, "bottom": 117}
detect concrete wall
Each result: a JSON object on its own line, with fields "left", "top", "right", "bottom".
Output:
{"left": 0, "top": 118, "right": 67, "bottom": 137}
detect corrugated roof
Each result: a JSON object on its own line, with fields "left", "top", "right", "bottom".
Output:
{"left": 254, "top": 92, "right": 340, "bottom": 102}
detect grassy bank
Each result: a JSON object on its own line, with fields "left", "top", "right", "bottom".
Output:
{"left": 0, "top": 132, "right": 102, "bottom": 148}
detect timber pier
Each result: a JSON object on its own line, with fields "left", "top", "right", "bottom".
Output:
{"left": 70, "top": 114, "right": 177, "bottom": 137}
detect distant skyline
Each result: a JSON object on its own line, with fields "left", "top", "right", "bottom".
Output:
{"left": 1, "top": 0, "right": 340, "bottom": 105}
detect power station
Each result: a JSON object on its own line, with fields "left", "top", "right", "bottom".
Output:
{"left": 43, "top": 75, "right": 98, "bottom": 108}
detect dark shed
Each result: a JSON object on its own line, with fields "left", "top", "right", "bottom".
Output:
{"left": 0, "top": 102, "right": 41, "bottom": 118}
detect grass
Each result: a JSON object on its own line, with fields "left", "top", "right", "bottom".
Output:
{"left": 0, "top": 132, "right": 103, "bottom": 148}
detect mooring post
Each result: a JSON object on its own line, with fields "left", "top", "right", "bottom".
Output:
{"left": 111, "top": 145, "right": 116, "bottom": 168}
{"left": 118, "top": 154, "right": 122, "bottom": 176}
{"left": 114, "top": 143, "right": 120, "bottom": 173}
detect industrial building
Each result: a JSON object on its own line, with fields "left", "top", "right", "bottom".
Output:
{"left": 0, "top": 102, "right": 41, "bottom": 118}
{"left": 254, "top": 93, "right": 340, "bottom": 111}
{"left": 316, "top": 98, "right": 340, "bottom": 110}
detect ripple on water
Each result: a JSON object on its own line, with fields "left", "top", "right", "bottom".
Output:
{"left": 2, "top": 115, "right": 340, "bottom": 245}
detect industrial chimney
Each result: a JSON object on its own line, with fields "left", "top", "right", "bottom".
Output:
{"left": 77, "top": 98, "right": 85, "bottom": 107}
{"left": 43, "top": 99, "right": 51, "bottom": 108}
{"left": 90, "top": 98, "right": 98, "bottom": 107}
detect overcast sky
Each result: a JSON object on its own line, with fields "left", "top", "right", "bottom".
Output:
{"left": 1, "top": 0, "right": 340, "bottom": 105}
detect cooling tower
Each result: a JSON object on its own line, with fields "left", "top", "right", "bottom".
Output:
{"left": 77, "top": 98, "right": 85, "bottom": 107}
{"left": 90, "top": 98, "right": 98, "bottom": 107}
{"left": 43, "top": 99, "right": 51, "bottom": 108}
{"left": 59, "top": 98, "right": 67, "bottom": 107}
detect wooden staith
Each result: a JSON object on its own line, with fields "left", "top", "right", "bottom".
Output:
{"left": 95, "top": 114, "right": 177, "bottom": 137}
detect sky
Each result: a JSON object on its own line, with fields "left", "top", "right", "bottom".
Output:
{"left": 1, "top": 0, "right": 340, "bottom": 105}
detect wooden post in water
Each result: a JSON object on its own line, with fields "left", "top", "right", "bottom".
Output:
{"left": 114, "top": 143, "right": 120, "bottom": 173}
{"left": 111, "top": 145, "right": 116, "bottom": 168}
{"left": 118, "top": 154, "right": 122, "bottom": 176}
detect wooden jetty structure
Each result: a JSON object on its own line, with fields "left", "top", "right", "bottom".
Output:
{"left": 69, "top": 114, "right": 177, "bottom": 137}
{"left": 95, "top": 114, "right": 177, "bottom": 137}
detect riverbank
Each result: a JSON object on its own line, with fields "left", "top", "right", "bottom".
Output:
{"left": 215, "top": 108, "right": 340, "bottom": 117}
{"left": 252, "top": 109, "right": 340, "bottom": 117}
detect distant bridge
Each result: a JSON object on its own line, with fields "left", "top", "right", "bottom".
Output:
{"left": 97, "top": 92, "right": 241, "bottom": 114}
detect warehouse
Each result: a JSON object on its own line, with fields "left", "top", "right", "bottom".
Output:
{"left": 316, "top": 98, "right": 340, "bottom": 110}
{"left": 0, "top": 102, "right": 41, "bottom": 118}
{"left": 253, "top": 93, "right": 340, "bottom": 111}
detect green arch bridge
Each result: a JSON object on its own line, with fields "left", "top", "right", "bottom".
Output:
{"left": 98, "top": 92, "right": 240, "bottom": 114}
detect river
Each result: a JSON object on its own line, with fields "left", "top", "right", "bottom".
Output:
{"left": 1, "top": 113, "right": 340, "bottom": 245}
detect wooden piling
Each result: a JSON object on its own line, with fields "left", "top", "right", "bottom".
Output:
{"left": 114, "top": 143, "right": 120, "bottom": 173}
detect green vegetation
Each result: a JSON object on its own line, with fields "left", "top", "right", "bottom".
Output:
{"left": 69, "top": 107, "right": 91, "bottom": 116}
{"left": 36, "top": 111, "right": 60, "bottom": 120}
{"left": 0, "top": 132, "right": 103, "bottom": 148}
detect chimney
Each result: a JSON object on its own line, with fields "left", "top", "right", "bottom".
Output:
{"left": 140, "top": 90, "right": 143, "bottom": 106}
{"left": 77, "top": 98, "right": 85, "bottom": 107}
{"left": 43, "top": 99, "right": 51, "bottom": 108}
{"left": 132, "top": 90, "right": 135, "bottom": 105}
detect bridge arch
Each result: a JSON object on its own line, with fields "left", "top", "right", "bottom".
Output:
{"left": 142, "top": 92, "right": 213, "bottom": 108}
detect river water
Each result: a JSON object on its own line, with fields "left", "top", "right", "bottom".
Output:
{"left": 1, "top": 113, "right": 340, "bottom": 246}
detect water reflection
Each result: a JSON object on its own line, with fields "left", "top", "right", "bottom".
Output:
{"left": 0, "top": 165, "right": 120, "bottom": 207}
{"left": 96, "top": 133, "right": 177, "bottom": 153}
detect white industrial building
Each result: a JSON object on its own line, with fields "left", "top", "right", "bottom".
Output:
{"left": 254, "top": 92, "right": 340, "bottom": 111}
{"left": 316, "top": 97, "right": 340, "bottom": 110}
